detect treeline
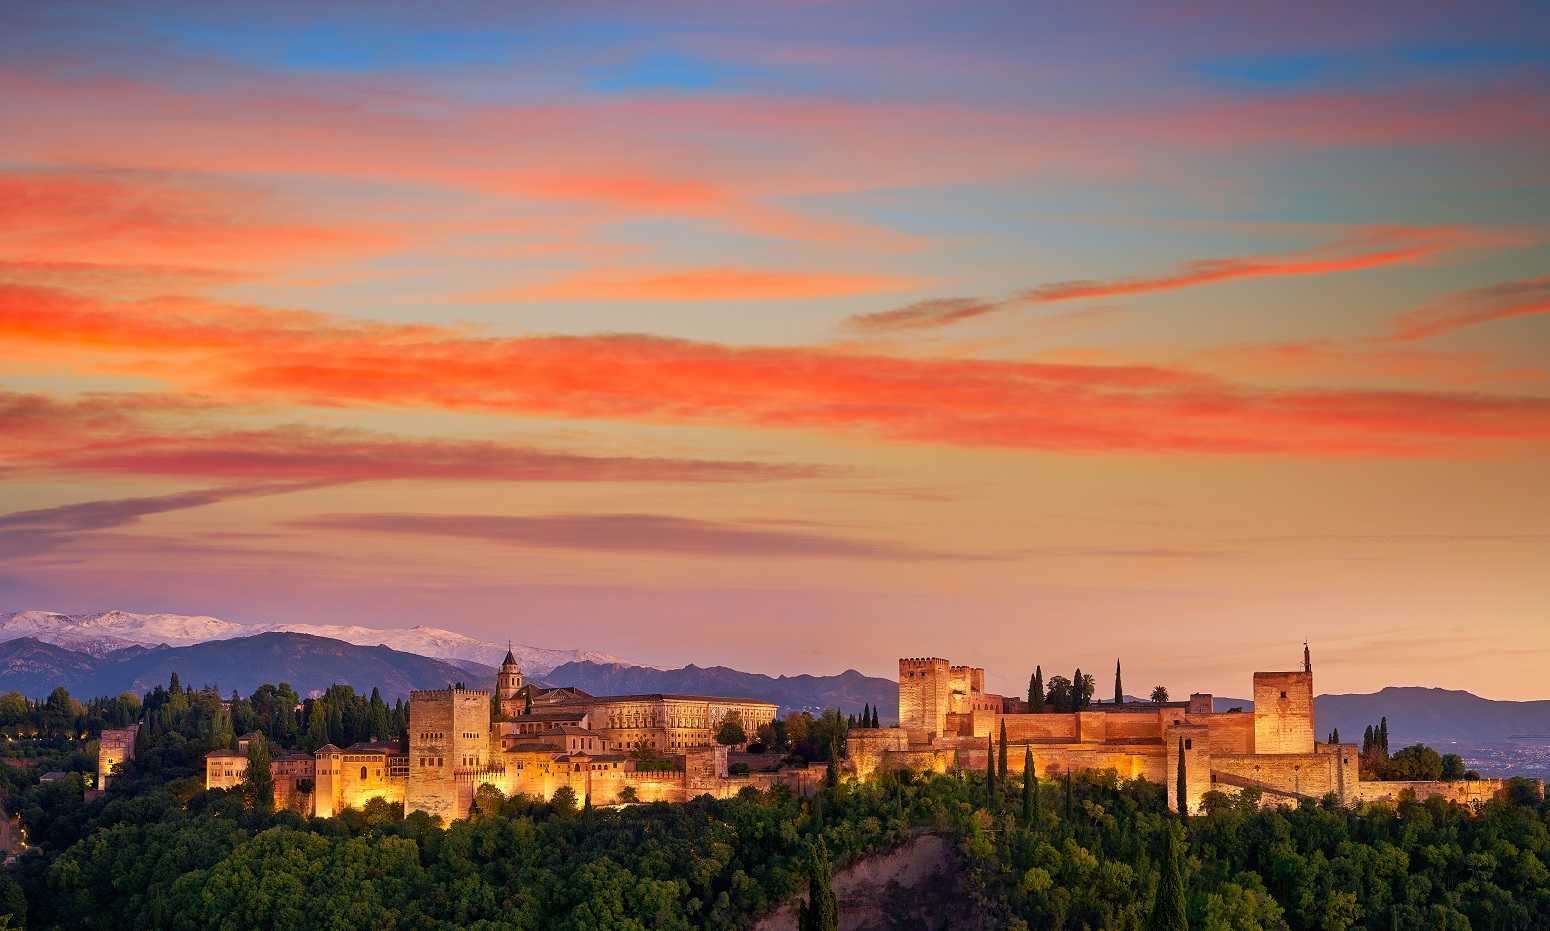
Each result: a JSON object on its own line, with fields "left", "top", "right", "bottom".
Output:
{"left": 1026, "top": 660, "right": 1164, "bottom": 713}
{"left": 1331, "top": 716, "right": 1479, "bottom": 782}
{"left": 0, "top": 688, "right": 141, "bottom": 744}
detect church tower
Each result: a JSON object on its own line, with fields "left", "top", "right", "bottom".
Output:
{"left": 497, "top": 646, "right": 523, "bottom": 718}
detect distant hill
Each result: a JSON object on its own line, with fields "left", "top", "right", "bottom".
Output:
{"left": 0, "top": 633, "right": 484, "bottom": 701}
{"left": 539, "top": 661, "right": 898, "bottom": 719}
{"left": 1316, "top": 688, "right": 1550, "bottom": 746}
{"left": 1210, "top": 690, "right": 1550, "bottom": 747}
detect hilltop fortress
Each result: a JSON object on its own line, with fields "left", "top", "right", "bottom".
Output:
{"left": 849, "top": 646, "right": 1524, "bottom": 811}
{"left": 192, "top": 645, "right": 1532, "bottom": 820}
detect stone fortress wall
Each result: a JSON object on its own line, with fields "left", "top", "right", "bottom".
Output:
{"left": 848, "top": 646, "right": 1541, "bottom": 813}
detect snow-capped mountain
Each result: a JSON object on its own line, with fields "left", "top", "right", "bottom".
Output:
{"left": 0, "top": 610, "right": 647, "bottom": 676}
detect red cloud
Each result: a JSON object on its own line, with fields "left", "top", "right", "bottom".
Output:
{"left": 849, "top": 227, "right": 1472, "bottom": 332}
{"left": 4, "top": 285, "right": 1548, "bottom": 457}
{"left": 1390, "top": 276, "right": 1550, "bottom": 342}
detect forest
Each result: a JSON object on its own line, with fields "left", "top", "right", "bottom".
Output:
{"left": 0, "top": 678, "right": 1546, "bottom": 930}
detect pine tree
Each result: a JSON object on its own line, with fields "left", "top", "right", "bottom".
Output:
{"left": 998, "top": 721, "right": 1009, "bottom": 779}
{"left": 1176, "top": 737, "right": 1188, "bottom": 821}
{"left": 1022, "top": 746, "right": 1036, "bottom": 825}
{"left": 799, "top": 837, "right": 839, "bottom": 931}
{"left": 1115, "top": 658, "right": 1124, "bottom": 705}
{"left": 1031, "top": 666, "right": 1045, "bottom": 713}
{"left": 1147, "top": 825, "right": 1188, "bottom": 931}
{"left": 169, "top": 671, "right": 180, "bottom": 694}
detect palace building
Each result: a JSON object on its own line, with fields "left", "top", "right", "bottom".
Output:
{"left": 203, "top": 649, "right": 800, "bottom": 821}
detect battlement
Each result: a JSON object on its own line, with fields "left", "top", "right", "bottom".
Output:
{"left": 410, "top": 688, "right": 492, "bottom": 700}
{"left": 900, "top": 657, "right": 949, "bottom": 667}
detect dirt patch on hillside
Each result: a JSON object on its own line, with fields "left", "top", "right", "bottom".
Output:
{"left": 752, "top": 833, "right": 975, "bottom": 931}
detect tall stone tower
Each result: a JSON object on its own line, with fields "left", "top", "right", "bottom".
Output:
{"left": 1252, "top": 645, "right": 1315, "bottom": 754}
{"left": 406, "top": 687, "right": 492, "bottom": 823}
{"left": 899, "top": 657, "right": 951, "bottom": 744}
{"left": 497, "top": 646, "right": 524, "bottom": 718}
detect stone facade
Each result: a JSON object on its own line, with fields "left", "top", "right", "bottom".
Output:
{"left": 96, "top": 725, "right": 137, "bottom": 792}
{"left": 851, "top": 647, "right": 1544, "bottom": 814}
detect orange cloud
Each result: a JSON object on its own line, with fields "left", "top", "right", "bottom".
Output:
{"left": 848, "top": 227, "right": 1474, "bottom": 332}
{"left": 471, "top": 266, "right": 926, "bottom": 302}
{"left": 1390, "top": 276, "right": 1550, "bottom": 341}
{"left": 4, "top": 284, "right": 1548, "bottom": 457}
{"left": 0, "top": 170, "right": 396, "bottom": 275}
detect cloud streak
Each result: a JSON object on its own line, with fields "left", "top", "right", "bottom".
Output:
{"left": 0, "top": 483, "right": 311, "bottom": 558}
{"left": 1390, "top": 276, "right": 1550, "bottom": 342}
{"left": 0, "top": 390, "right": 837, "bottom": 484}
{"left": 289, "top": 512, "right": 987, "bottom": 561}
{"left": 5, "top": 287, "right": 1549, "bottom": 457}
{"left": 848, "top": 227, "right": 1474, "bottom": 332}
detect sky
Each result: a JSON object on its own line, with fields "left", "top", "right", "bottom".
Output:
{"left": 2, "top": 1, "right": 1548, "bottom": 700}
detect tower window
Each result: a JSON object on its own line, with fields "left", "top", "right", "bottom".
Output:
{"left": 1184, "top": 739, "right": 1193, "bottom": 750}
{"left": 360, "top": 766, "right": 367, "bottom": 780}
{"left": 1280, "top": 691, "right": 1287, "bottom": 698}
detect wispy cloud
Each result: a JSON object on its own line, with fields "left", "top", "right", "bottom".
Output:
{"left": 467, "top": 266, "right": 927, "bottom": 303}
{"left": 288, "top": 512, "right": 990, "bottom": 561}
{"left": 0, "top": 390, "right": 838, "bottom": 484}
{"left": 847, "top": 227, "right": 1474, "bottom": 332}
{"left": 0, "top": 484, "right": 312, "bottom": 558}
{"left": 6, "top": 288, "right": 1550, "bottom": 457}
{"left": 1390, "top": 276, "right": 1550, "bottom": 342}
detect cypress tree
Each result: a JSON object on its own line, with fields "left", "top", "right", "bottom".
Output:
{"left": 305, "top": 700, "right": 329, "bottom": 751}
{"left": 1031, "top": 666, "right": 1045, "bottom": 713}
{"left": 998, "top": 721, "right": 1009, "bottom": 779}
{"left": 1379, "top": 717, "right": 1389, "bottom": 754}
{"left": 871, "top": 707, "right": 880, "bottom": 728}
{"left": 1022, "top": 745, "right": 1035, "bottom": 825}
{"left": 1073, "top": 667, "right": 1084, "bottom": 711}
{"left": 1176, "top": 737, "right": 1187, "bottom": 821}
{"left": 985, "top": 736, "right": 996, "bottom": 802}
{"left": 799, "top": 837, "right": 839, "bottom": 931}
{"left": 523, "top": 689, "right": 533, "bottom": 715}
{"left": 246, "top": 731, "right": 275, "bottom": 815}
{"left": 1115, "top": 658, "right": 1124, "bottom": 705}
{"left": 1065, "top": 770, "right": 1073, "bottom": 819}
{"left": 862, "top": 703, "right": 870, "bottom": 729}
{"left": 1363, "top": 724, "right": 1374, "bottom": 754}
{"left": 1147, "top": 826, "right": 1188, "bottom": 931}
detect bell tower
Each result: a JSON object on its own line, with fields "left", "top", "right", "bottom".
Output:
{"left": 497, "top": 645, "right": 523, "bottom": 717}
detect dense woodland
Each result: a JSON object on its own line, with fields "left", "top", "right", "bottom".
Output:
{"left": 0, "top": 679, "right": 1546, "bottom": 930}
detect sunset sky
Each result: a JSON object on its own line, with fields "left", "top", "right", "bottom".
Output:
{"left": 3, "top": 2, "right": 1548, "bottom": 700}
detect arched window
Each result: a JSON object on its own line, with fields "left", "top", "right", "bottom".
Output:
{"left": 360, "top": 766, "right": 368, "bottom": 780}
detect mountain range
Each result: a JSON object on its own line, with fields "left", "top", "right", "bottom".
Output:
{"left": 1, "top": 611, "right": 1544, "bottom": 747}
{"left": 0, "top": 610, "right": 644, "bottom": 675}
